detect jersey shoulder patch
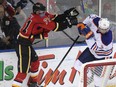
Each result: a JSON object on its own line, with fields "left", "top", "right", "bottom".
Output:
{"left": 101, "top": 30, "right": 112, "bottom": 46}
{"left": 93, "top": 17, "right": 100, "bottom": 27}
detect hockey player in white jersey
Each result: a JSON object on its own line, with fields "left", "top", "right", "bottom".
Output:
{"left": 74, "top": 14, "right": 113, "bottom": 87}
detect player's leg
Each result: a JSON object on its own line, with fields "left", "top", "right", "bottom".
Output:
{"left": 74, "top": 47, "right": 96, "bottom": 86}
{"left": 74, "top": 47, "right": 95, "bottom": 72}
{"left": 28, "top": 46, "right": 43, "bottom": 87}
{"left": 12, "top": 44, "right": 31, "bottom": 87}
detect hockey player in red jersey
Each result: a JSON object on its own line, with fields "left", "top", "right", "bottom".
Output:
{"left": 12, "top": 2, "right": 79, "bottom": 87}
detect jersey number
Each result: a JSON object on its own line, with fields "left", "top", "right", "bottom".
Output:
{"left": 23, "top": 20, "right": 32, "bottom": 33}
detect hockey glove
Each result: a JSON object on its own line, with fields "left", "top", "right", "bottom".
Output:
{"left": 64, "top": 7, "right": 79, "bottom": 17}
{"left": 66, "top": 16, "right": 78, "bottom": 28}
{"left": 77, "top": 22, "right": 94, "bottom": 39}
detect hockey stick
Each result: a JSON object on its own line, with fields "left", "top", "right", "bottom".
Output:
{"left": 109, "top": 65, "right": 116, "bottom": 79}
{"left": 62, "top": 30, "right": 78, "bottom": 43}
{"left": 62, "top": 31, "right": 85, "bottom": 43}
{"left": 29, "top": 0, "right": 35, "bottom": 4}
{"left": 43, "top": 35, "right": 80, "bottom": 87}
{"left": 32, "top": 40, "right": 43, "bottom": 45}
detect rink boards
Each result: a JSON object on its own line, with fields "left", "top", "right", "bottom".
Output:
{"left": 0, "top": 44, "right": 116, "bottom": 87}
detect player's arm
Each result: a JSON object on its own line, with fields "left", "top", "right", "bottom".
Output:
{"left": 40, "top": 9, "right": 79, "bottom": 32}
{"left": 36, "top": 7, "right": 79, "bottom": 33}
{"left": 77, "top": 22, "right": 96, "bottom": 49}
{"left": 83, "top": 14, "right": 99, "bottom": 26}
{"left": 51, "top": 7, "right": 79, "bottom": 29}
{"left": 77, "top": 22, "right": 94, "bottom": 39}
{"left": 53, "top": 7, "right": 79, "bottom": 21}
{"left": 39, "top": 16, "right": 78, "bottom": 32}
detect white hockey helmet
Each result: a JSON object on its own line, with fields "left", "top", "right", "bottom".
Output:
{"left": 98, "top": 18, "right": 110, "bottom": 34}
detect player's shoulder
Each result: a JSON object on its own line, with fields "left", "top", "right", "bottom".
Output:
{"left": 89, "top": 14, "right": 99, "bottom": 19}
{"left": 88, "top": 14, "right": 100, "bottom": 27}
{"left": 83, "top": 14, "right": 99, "bottom": 25}
{"left": 101, "top": 30, "right": 113, "bottom": 46}
{"left": 30, "top": 14, "right": 40, "bottom": 20}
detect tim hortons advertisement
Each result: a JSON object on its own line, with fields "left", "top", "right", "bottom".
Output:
{"left": 0, "top": 45, "right": 116, "bottom": 87}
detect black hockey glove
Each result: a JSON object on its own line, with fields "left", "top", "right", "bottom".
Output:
{"left": 64, "top": 7, "right": 79, "bottom": 17}
{"left": 66, "top": 16, "right": 78, "bottom": 28}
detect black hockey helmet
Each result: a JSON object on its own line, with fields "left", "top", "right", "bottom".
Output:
{"left": 33, "top": 2, "right": 46, "bottom": 14}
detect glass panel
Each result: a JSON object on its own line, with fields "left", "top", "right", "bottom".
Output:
{"left": 101, "top": 0, "right": 116, "bottom": 22}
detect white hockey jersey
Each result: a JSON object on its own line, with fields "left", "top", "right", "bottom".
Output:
{"left": 83, "top": 14, "right": 113, "bottom": 58}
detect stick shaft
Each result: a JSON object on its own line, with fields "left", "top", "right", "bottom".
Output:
{"left": 44, "top": 35, "right": 80, "bottom": 87}
{"left": 29, "top": 0, "right": 35, "bottom": 4}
